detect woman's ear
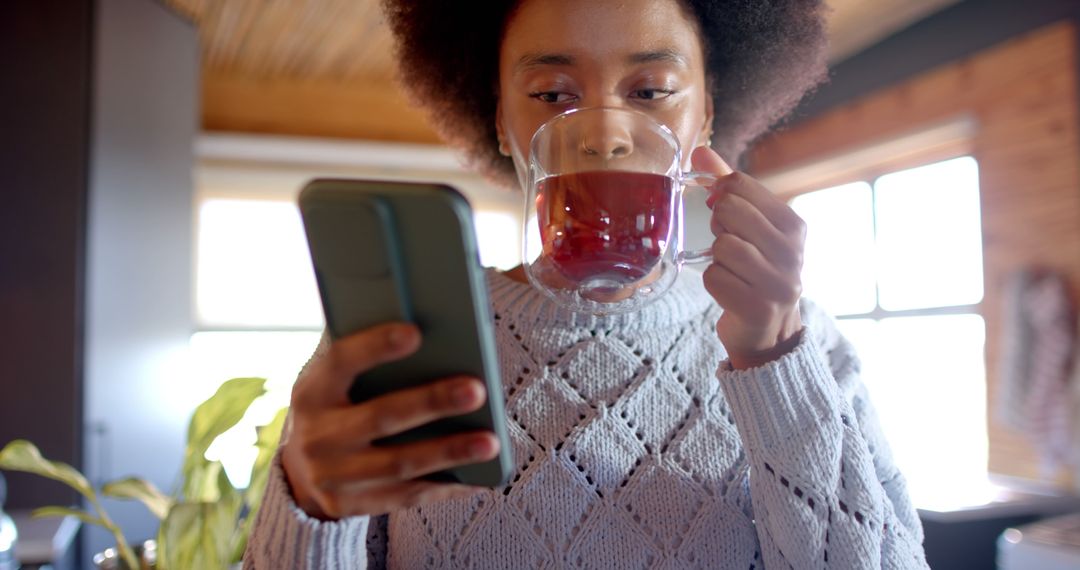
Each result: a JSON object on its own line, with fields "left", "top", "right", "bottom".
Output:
{"left": 699, "top": 95, "right": 715, "bottom": 148}
{"left": 495, "top": 104, "right": 511, "bottom": 157}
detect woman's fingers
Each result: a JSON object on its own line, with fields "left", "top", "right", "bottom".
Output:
{"left": 294, "top": 376, "right": 487, "bottom": 457}
{"left": 690, "top": 145, "right": 805, "bottom": 241}
{"left": 691, "top": 145, "right": 734, "bottom": 174}
{"left": 313, "top": 431, "right": 500, "bottom": 491}
{"left": 283, "top": 377, "right": 495, "bottom": 520}
{"left": 292, "top": 322, "right": 422, "bottom": 410}
{"left": 282, "top": 323, "right": 500, "bottom": 520}
{"left": 702, "top": 262, "right": 757, "bottom": 315}
{"left": 690, "top": 146, "right": 806, "bottom": 257}
{"left": 344, "top": 376, "right": 487, "bottom": 442}
{"left": 692, "top": 146, "right": 807, "bottom": 367}
{"left": 717, "top": 172, "right": 807, "bottom": 240}
{"left": 711, "top": 193, "right": 802, "bottom": 272}
{"left": 691, "top": 146, "right": 734, "bottom": 211}
{"left": 709, "top": 234, "right": 800, "bottom": 305}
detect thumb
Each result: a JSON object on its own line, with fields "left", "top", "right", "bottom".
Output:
{"left": 691, "top": 145, "right": 735, "bottom": 177}
{"left": 293, "top": 322, "right": 421, "bottom": 410}
{"left": 691, "top": 146, "right": 735, "bottom": 209}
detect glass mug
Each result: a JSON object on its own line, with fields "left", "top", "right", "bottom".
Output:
{"left": 516, "top": 107, "right": 718, "bottom": 315}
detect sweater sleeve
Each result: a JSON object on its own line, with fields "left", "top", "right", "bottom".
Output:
{"left": 243, "top": 330, "right": 390, "bottom": 569}
{"left": 243, "top": 453, "right": 384, "bottom": 569}
{"left": 715, "top": 299, "right": 928, "bottom": 569}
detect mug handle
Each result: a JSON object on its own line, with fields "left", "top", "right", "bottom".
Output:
{"left": 675, "top": 171, "right": 720, "bottom": 265}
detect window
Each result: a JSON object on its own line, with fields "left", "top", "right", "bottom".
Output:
{"left": 790, "top": 156, "right": 990, "bottom": 510}
{"left": 193, "top": 198, "right": 325, "bottom": 485}
{"left": 190, "top": 137, "right": 523, "bottom": 486}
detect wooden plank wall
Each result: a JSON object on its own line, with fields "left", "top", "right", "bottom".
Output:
{"left": 749, "top": 22, "right": 1080, "bottom": 485}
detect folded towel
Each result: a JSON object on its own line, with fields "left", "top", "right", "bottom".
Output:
{"left": 996, "top": 269, "right": 1076, "bottom": 475}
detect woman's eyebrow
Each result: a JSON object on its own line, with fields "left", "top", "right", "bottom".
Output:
{"left": 513, "top": 49, "right": 687, "bottom": 74}
{"left": 627, "top": 49, "right": 688, "bottom": 67}
{"left": 515, "top": 53, "right": 575, "bottom": 72}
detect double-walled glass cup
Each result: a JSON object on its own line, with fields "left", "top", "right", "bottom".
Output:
{"left": 520, "top": 107, "right": 717, "bottom": 315}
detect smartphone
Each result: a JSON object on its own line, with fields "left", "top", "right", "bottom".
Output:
{"left": 299, "top": 179, "right": 513, "bottom": 488}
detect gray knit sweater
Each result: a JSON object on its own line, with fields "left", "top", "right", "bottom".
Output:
{"left": 245, "top": 267, "right": 928, "bottom": 569}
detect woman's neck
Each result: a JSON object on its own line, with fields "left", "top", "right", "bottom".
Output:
{"left": 502, "top": 264, "right": 530, "bottom": 284}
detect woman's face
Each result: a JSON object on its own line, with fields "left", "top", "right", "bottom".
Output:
{"left": 496, "top": 0, "right": 713, "bottom": 176}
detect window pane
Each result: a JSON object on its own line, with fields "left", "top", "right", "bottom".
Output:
{"left": 474, "top": 211, "right": 521, "bottom": 269}
{"left": 834, "top": 318, "right": 878, "bottom": 370}
{"left": 190, "top": 331, "right": 323, "bottom": 487}
{"left": 790, "top": 182, "right": 877, "bottom": 316}
{"left": 196, "top": 199, "right": 324, "bottom": 328}
{"left": 851, "top": 314, "right": 988, "bottom": 510}
{"left": 874, "top": 157, "right": 984, "bottom": 310}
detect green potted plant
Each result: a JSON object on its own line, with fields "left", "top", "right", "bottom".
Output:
{"left": 0, "top": 377, "right": 287, "bottom": 569}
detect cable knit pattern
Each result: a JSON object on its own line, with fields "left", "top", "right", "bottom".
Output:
{"left": 245, "top": 267, "right": 928, "bottom": 569}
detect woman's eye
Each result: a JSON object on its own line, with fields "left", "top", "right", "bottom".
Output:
{"left": 529, "top": 91, "right": 577, "bottom": 104}
{"left": 631, "top": 89, "right": 676, "bottom": 101}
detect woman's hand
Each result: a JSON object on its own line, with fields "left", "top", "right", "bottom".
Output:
{"left": 281, "top": 322, "right": 499, "bottom": 520}
{"left": 692, "top": 146, "right": 807, "bottom": 370}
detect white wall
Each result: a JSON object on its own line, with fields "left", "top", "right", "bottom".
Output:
{"left": 84, "top": 0, "right": 198, "bottom": 559}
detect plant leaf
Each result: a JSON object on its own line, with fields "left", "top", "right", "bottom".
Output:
{"left": 186, "top": 378, "right": 266, "bottom": 451}
{"left": 103, "top": 477, "right": 174, "bottom": 520}
{"left": 186, "top": 461, "right": 225, "bottom": 504}
{"left": 210, "top": 491, "right": 240, "bottom": 568}
{"left": 38, "top": 504, "right": 138, "bottom": 569}
{"left": 0, "top": 440, "right": 95, "bottom": 500}
{"left": 32, "top": 505, "right": 106, "bottom": 527}
{"left": 216, "top": 464, "right": 242, "bottom": 518}
{"left": 231, "top": 512, "right": 255, "bottom": 564}
{"left": 160, "top": 502, "right": 202, "bottom": 570}
{"left": 182, "top": 377, "right": 266, "bottom": 500}
{"left": 245, "top": 407, "right": 289, "bottom": 508}
{"left": 207, "top": 503, "right": 232, "bottom": 570}
{"left": 160, "top": 501, "right": 237, "bottom": 570}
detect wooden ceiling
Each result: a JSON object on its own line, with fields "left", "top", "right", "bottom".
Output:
{"left": 167, "top": 0, "right": 397, "bottom": 83}
{"left": 167, "top": 0, "right": 962, "bottom": 144}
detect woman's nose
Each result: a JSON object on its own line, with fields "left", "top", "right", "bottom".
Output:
{"left": 578, "top": 113, "right": 635, "bottom": 160}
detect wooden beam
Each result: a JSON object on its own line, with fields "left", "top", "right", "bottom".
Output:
{"left": 826, "top": 0, "right": 962, "bottom": 63}
{"left": 201, "top": 72, "right": 442, "bottom": 143}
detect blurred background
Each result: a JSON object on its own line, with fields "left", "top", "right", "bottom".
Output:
{"left": 3, "top": 0, "right": 1080, "bottom": 568}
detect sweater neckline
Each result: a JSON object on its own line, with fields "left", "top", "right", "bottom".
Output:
{"left": 483, "top": 266, "right": 716, "bottom": 329}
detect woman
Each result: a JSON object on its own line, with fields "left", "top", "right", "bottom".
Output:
{"left": 247, "top": 0, "right": 929, "bottom": 567}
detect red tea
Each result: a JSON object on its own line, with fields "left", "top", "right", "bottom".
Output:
{"left": 537, "top": 170, "right": 675, "bottom": 285}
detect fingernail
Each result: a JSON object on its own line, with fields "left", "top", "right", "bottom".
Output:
{"left": 469, "top": 435, "right": 497, "bottom": 459}
{"left": 388, "top": 325, "right": 413, "bottom": 348}
{"left": 714, "top": 155, "right": 735, "bottom": 176}
{"left": 706, "top": 190, "right": 724, "bottom": 209}
{"left": 452, "top": 381, "right": 481, "bottom": 407}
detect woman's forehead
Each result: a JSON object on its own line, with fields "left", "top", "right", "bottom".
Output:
{"left": 500, "top": 0, "right": 704, "bottom": 70}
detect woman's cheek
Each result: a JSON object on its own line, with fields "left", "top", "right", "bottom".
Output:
{"left": 657, "top": 103, "right": 707, "bottom": 153}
